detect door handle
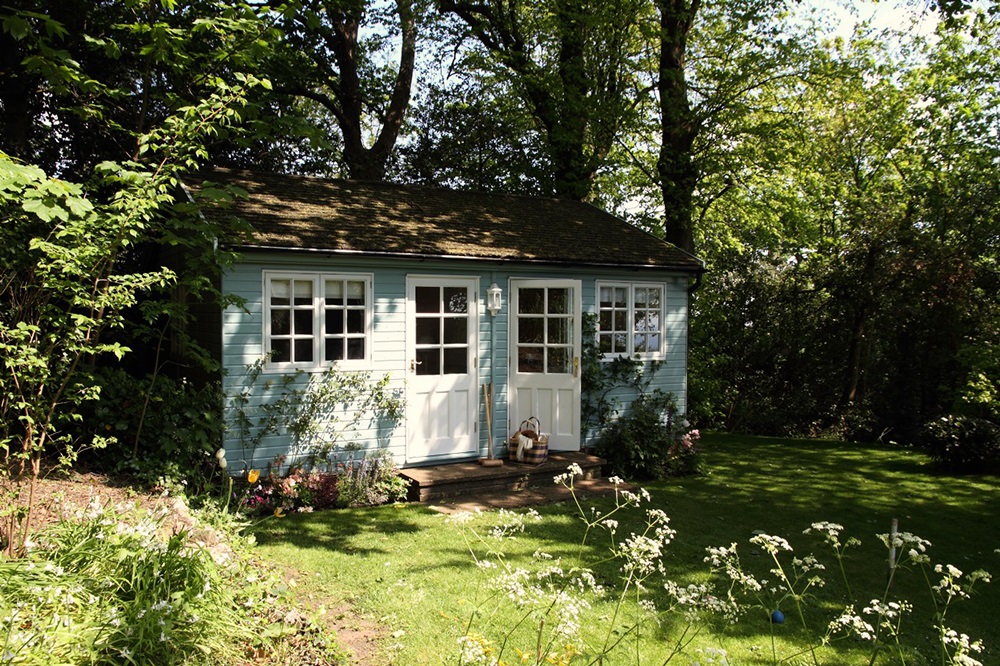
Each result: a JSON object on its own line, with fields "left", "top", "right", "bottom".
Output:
{"left": 410, "top": 359, "right": 423, "bottom": 372}
{"left": 573, "top": 356, "right": 579, "bottom": 378}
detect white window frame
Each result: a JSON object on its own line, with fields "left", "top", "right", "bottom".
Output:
{"left": 262, "top": 271, "right": 374, "bottom": 371}
{"left": 595, "top": 281, "right": 666, "bottom": 360}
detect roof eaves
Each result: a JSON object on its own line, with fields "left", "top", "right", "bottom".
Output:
{"left": 234, "top": 243, "right": 706, "bottom": 273}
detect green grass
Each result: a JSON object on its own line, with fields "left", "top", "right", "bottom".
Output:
{"left": 251, "top": 434, "right": 1000, "bottom": 664}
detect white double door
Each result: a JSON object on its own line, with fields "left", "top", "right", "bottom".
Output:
{"left": 405, "top": 277, "right": 479, "bottom": 463}
{"left": 508, "top": 279, "right": 582, "bottom": 451}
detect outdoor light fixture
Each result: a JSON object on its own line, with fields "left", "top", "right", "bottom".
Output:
{"left": 486, "top": 282, "right": 503, "bottom": 316}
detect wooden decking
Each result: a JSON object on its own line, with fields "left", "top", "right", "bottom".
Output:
{"left": 400, "top": 451, "right": 624, "bottom": 512}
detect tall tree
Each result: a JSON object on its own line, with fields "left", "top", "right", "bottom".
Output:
{"left": 655, "top": 0, "right": 700, "bottom": 252}
{"left": 269, "top": 0, "right": 418, "bottom": 180}
{"left": 0, "top": 0, "right": 279, "bottom": 175}
{"left": 439, "top": 0, "right": 653, "bottom": 200}
{"left": 689, "top": 12, "right": 1000, "bottom": 437}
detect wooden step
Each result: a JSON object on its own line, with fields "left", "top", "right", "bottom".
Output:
{"left": 400, "top": 451, "right": 605, "bottom": 504}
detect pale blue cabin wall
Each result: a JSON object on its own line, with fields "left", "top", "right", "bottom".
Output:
{"left": 220, "top": 252, "right": 690, "bottom": 471}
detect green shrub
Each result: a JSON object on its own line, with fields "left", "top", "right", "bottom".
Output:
{"left": 83, "top": 368, "right": 225, "bottom": 490}
{"left": 594, "top": 390, "right": 701, "bottom": 480}
{"left": 0, "top": 503, "right": 249, "bottom": 664}
{"left": 335, "top": 449, "right": 409, "bottom": 508}
{"left": 919, "top": 414, "right": 1000, "bottom": 472}
{"left": 263, "top": 463, "right": 341, "bottom": 512}
{"left": 235, "top": 448, "right": 408, "bottom": 514}
{"left": 0, "top": 498, "right": 352, "bottom": 665}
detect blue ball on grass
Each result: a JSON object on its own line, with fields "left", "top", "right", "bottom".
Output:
{"left": 770, "top": 610, "right": 785, "bottom": 624}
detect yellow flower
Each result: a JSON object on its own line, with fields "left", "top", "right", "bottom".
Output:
{"left": 247, "top": 469, "right": 260, "bottom": 483}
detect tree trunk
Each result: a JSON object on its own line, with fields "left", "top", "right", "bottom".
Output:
{"left": 656, "top": 0, "right": 700, "bottom": 254}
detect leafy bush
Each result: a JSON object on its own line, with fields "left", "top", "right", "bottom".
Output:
{"left": 2, "top": 502, "right": 247, "bottom": 664}
{"left": 234, "top": 448, "right": 408, "bottom": 514}
{"left": 0, "top": 498, "right": 348, "bottom": 665}
{"left": 262, "top": 464, "right": 341, "bottom": 512}
{"left": 919, "top": 414, "right": 1000, "bottom": 472}
{"left": 335, "top": 449, "right": 409, "bottom": 508}
{"left": 82, "top": 368, "right": 225, "bottom": 490}
{"left": 594, "top": 389, "right": 701, "bottom": 480}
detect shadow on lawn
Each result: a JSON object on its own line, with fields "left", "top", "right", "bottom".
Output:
{"left": 250, "top": 434, "right": 999, "bottom": 662}
{"left": 251, "top": 504, "right": 432, "bottom": 555}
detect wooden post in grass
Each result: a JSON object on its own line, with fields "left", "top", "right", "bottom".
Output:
{"left": 887, "top": 518, "right": 899, "bottom": 590}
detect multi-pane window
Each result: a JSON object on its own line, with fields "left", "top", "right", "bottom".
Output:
{"left": 265, "top": 273, "right": 371, "bottom": 368}
{"left": 596, "top": 282, "right": 665, "bottom": 359}
{"left": 414, "top": 285, "right": 470, "bottom": 376}
{"left": 516, "top": 286, "right": 574, "bottom": 374}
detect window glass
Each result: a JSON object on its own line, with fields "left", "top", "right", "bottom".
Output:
{"left": 416, "top": 348, "right": 439, "bottom": 375}
{"left": 271, "top": 310, "right": 290, "bottom": 336}
{"left": 443, "top": 348, "right": 467, "bottom": 374}
{"left": 519, "top": 317, "right": 544, "bottom": 344}
{"left": 266, "top": 273, "right": 371, "bottom": 368}
{"left": 271, "top": 279, "right": 290, "bottom": 305}
{"left": 445, "top": 287, "right": 468, "bottom": 313}
{"left": 415, "top": 286, "right": 439, "bottom": 313}
{"left": 519, "top": 288, "right": 544, "bottom": 314}
{"left": 596, "top": 282, "right": 665, "bottom": 358}
{"left": 293, "top": 280, "right": 312, "bottom": 305}
{"left": 518, "top": 346, "right": 544, "bottom": 373}
{"left": 548, "top": 347, "right": 571, "bottom": 374}
{"left": 325, "top": 338, "right": 344, "bottom": 362}
{"left": 325, "top": 280, "right": 344, "bottom": 305}
{"left": 346, "top": 309, "right": 364, "bottom": 334}
{"left": 443, "top": 318, "right": 467, "bottom": 344}
{"left": 346, "top": 280, "right": 365, "bottom": 306}
{"left": 548, "top": 288, "right": 569, "bottom": 314}
{"left": 547, "top": 318, "right": 569, "bottom": 345}
{"left": 271, "top": 339, "right": 291, "bottom": 363}
{"left": 293, "top": 339, "right": 313, "bottom": 363}
{"left": 347, "top": 338, "right": 365, "bottom": 360}
{"left": 416, "top": 317, "right": 439, "bottom": 344}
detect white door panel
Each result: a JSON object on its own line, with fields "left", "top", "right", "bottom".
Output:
{"left": 509, "top": 280, "right": 581, "bottom": 451}
{"left": 406, "top": 277, "right": 479, "bottom": 463}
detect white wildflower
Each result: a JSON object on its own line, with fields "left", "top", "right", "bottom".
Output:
{"left": 829, "top": 606, "right": 876, "bottom": 641}
{"left": 750, "top": 534, "right": 793, "bottom": 555}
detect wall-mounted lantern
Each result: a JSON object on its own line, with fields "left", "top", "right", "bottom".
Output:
{"left": 486, "top": 282, "right": 503, "bottom": 317}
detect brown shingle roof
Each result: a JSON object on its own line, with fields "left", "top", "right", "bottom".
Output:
{"left": 194, "top": 169, "right": 704, "bottom": 272}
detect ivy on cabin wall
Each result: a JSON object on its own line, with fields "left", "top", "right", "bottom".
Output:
{"left": 228, "top": 358, "right": 404, "bottom": 475}
{"left": 580, "top": 312, "right": 666, "bottom": 439}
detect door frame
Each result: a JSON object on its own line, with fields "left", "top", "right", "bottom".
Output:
{"left": 404, "top": 275, "right": 480, "bottom": 464}
{"left": 507, "top": 278, "right": 582, "bottom": 451}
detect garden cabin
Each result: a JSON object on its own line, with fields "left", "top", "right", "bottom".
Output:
{"left": 199, "top": 169, "right": 704, "bottom": 473}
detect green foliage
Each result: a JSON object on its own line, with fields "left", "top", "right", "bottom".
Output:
{"left": 452, "top": 469, "right": 990, "bottom": 666}
{"left": 594, "top": 389, "right": 701, "bottom": 480}
{"left": 690, "top": 15, "right": 1000, "bottom": 441}
{"left": 235, "top": 448, "right": 407, "bottom": 514}
{"left": 919, "top": 414, "right": 1000, "bottom": 473}
{"left": 252, "top": 434, "right": 1000, "bottom": 664}
{"left": 0, "top": 1, "right": 274, "bottom": 556}
{"left": 580, "top": 313, "right": 698, "bottom": 480}
{"left": 81, "top": 368, "right": 226, "bottom": 490}
{"left": 334, "top": 449, "right": 409, "bottom": 508}
{"left": 259, "top": 464, "right": 342, "bottom": 512}
{"left": 580, "top": 312, "right": 662, "bottom": 434}
{"left": 0, "top": 498, "right": 349, "bottom": 665}
{"left": 0, "top": 503, "right": 249, "bottom": 664}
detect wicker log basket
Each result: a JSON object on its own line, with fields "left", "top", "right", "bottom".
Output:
{"left": 509, "top": 417, "right": 549, "bottom": 465}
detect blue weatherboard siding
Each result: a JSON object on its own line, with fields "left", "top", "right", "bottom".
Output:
{"left": 220, "top": 251, "right": 689, "bottom": 472}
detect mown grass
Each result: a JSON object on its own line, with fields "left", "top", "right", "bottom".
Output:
{"left": 251, "top": 434, "right": 1000, "bottom": 664}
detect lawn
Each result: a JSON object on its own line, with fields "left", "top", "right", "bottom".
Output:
{"left": 251, "top": 434, "right": 1000, "bottom": 664}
